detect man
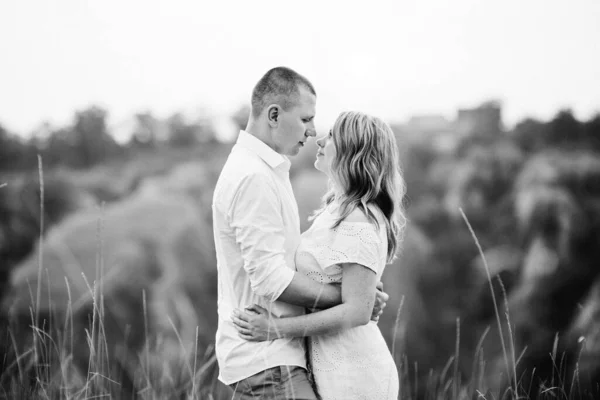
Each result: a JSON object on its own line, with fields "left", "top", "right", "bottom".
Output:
{"left": 212, "top": 67, "right": 387, "bottom": 399}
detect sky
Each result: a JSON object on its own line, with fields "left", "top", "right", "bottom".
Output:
{"left": 1, "top": 0, "right": 599, "bottom": 141}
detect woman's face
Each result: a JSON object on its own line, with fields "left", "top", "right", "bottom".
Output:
{"left": 314, "top": 128, "right": 337, "bottom": 177}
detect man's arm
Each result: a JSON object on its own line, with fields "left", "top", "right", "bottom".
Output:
{"left": 275, "top": 262, "right": 377, "bottom": 337}
{"left": 230, "top": 173, "right": 388, "bottom": 314}
{"left": 233, "top": 262, "right": 378, "bottom": 340}
{"left": 230, "top": 173, "right": 340, "bottom": 306}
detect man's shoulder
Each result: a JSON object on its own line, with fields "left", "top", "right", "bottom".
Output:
{"left": 225, "top": 146, "right": 272, "bottom": 172}
{"left": 215, "top": 151, "right": 276, "bottom": 198}
{"left": 219, "top": 148, "right": 275, "bottom": 184}
{"left": 213, "top": 154, "right": 280, "bottom": 217}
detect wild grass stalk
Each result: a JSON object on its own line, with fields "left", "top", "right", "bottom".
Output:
{"left": 468, "top": 326, "right": 490, "bottom": 396}
{"left": 460, "top": 208, "right": 519, "bottom": 398}
{"left": 453, "top": 317, "right": 460, "bottom": 400}
{"left": 34, "top": 155, "right": 44, "bottom": 374}
{"left": 190, "top": 326, "right": 199, "bottom": 399}
{"left": 391, "top": 295, "right": 405, "bottom": 357}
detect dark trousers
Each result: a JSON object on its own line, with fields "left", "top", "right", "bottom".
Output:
{"left": 229, "top": 366, "right": 318, "bottom": 400}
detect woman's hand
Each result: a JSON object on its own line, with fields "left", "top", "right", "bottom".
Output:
{"left": 372, "top": 281, "right": 389, "bottom": 322}
{"left": 231, "top": 305, "right": 281, "bottom": 342}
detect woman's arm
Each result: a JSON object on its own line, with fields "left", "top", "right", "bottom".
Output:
{"left": 275, "top": 271, "right": 342, "bottom": 310}
{"left": 232, "top": 262, "right": 377, "bottom": 341}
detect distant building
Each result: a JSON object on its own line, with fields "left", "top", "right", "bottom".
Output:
{"left": 392, "top": 100, "right": 505, "bottom": 152}
{"left": 455, "top": 100, "right": 503, "bottom": 137}
{"left": 406, "top": 115, "right": 451, "bottom": 135}
{"left": 394, "top": 114, "right": 458, "bottom": 153}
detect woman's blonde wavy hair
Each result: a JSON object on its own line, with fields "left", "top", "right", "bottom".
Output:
{"left": 312, "top": 111, "right": 407, "bottom": 263}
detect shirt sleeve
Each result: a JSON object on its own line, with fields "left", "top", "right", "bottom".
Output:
{"left": 228, "top": 173, "right": 295, "bottom": 302}
{"left": 315, "top": 222, "right": 383, "bottom": 274}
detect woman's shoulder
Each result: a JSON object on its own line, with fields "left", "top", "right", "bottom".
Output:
{"left": 341, "top": 207, "right": 371, "bottom": 224}
{"left": 337, "top": 204, "right": 385, "bottom": 226}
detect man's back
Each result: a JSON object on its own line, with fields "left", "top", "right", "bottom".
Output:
{"left": 212, "top": 131, "right": 306, "bottom": 385}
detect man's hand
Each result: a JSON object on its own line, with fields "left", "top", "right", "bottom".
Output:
{"left": 232, "top": 305, "right": 280, "bottom": 342}
{"left": 371, "top": 281, "right": 389, "bottom": 322}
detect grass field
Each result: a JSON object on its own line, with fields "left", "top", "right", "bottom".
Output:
{"left": 0, "top": 157, "right": 594, "bottom": 400}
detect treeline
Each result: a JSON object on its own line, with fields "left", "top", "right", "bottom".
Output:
{"left": 0, "top": 105, "right": 250, "bottom": 171}
{"left": 2, "top": 106, "right": 599, "bottom": 172}
{"left": 509, "top": 109, "right": 600, "bottom": 152}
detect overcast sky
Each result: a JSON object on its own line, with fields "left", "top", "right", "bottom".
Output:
{"left": 1, "top": 0, "right": 599, "bottom": 140}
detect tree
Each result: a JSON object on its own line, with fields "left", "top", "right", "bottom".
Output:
{"left": 583, "top": 113, "right": 600, "bottom": 151}
{"left": 71, "top": 106, "right": 121, "bottom": 168}
{"left": 547, "top": 109, "right": 584, "bottom": 147}
{"left": 0, "top": 124, "right": 32, "bottom": 171}
{"left": 129, "top": 112, "right": 161, "bottom": 149}
{"left": 43, "top": 127, "right": 77, "bottom": 166}
{"left": 231, "top": 104, "right": 250, "bottom": 132}
{"left": 167, "top": 113, "right": 198, "bottom": 147}
{"left": 512, "top": 117, "right": 546, "bottom": 152}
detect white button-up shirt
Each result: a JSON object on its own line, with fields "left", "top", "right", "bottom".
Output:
{"left": 212, "top": 130, "right": 306, "bottom": 384}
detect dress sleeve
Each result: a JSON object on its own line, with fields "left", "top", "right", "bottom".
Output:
{"left": 314, "top": 222, "right": 384, "bottom": 274}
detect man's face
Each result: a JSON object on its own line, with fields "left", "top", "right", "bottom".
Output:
{"left": 272, "top": 86, "right": 317, "bottom": 156}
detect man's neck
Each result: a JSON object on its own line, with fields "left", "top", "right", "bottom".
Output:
{"left": 245, "top": 122, "right": 278, "bottom": 153}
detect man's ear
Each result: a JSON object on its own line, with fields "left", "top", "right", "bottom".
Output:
{"left": 267, "top": 105, "right": 279, "bottom": 127}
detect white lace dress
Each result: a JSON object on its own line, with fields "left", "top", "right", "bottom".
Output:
{"left": 295, "top": 204, "right": 399, "bottom": 400}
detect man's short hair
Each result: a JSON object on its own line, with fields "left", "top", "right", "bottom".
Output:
{"left": 251, "top": 67, "right": 316, "bottom": 118}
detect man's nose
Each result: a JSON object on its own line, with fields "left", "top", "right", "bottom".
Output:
{"left": 305, "top": 128, "right": 317, "bottom": 138}
{"left": 305, "top": 122, "right": 317, "bottom": 137}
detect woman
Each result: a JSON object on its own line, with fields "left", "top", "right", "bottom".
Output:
{"left": 232, "top": 111, "right": 406, "bottom": 399}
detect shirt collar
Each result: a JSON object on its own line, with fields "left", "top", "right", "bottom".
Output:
{"left": 236, "top": 130, "right": 291, "bottom": 171}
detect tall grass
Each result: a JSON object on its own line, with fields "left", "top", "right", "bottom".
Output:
{"left": 0, "top": 163, "right": 596, "bottom": 399}
{"left": 388, "top": 209, "right": 594, "bottom": 400}
{"left": 0, "top": 158, "right": 226, "bottom": 399}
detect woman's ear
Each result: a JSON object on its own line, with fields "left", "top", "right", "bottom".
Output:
{"left": 267, "top": 105, "right": 279, "bottom": 127}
